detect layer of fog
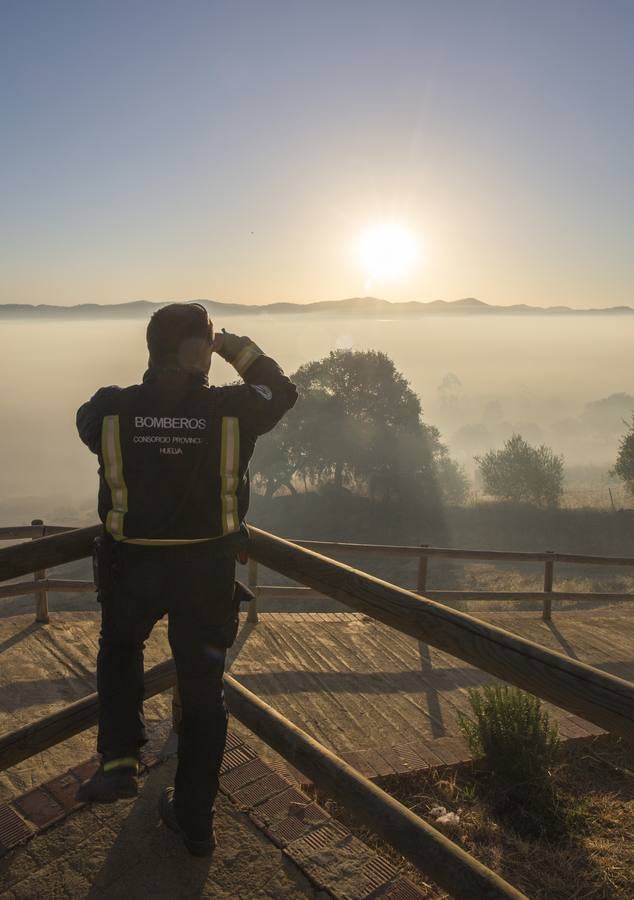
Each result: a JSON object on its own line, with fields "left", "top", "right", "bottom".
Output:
{"left": 1, "top": 316, "right": 632, "bottom": 525}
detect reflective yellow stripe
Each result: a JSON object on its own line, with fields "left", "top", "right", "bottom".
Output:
{"left": 220, "top": 417, "right": 240, "bottom": 535}
{"left": 233, "top": 343, "right": 263, "bottom": 376}
{"left": 125, "top": 537, "right": 216, "bottom": 546}
{"left": 101, "top": 415, "right": 128, "bottom": 541}
{"left": 103, "top": 756, "right": 138, "bottom": 773}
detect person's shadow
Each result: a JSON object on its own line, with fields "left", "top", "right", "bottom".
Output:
{"left": 87, "top": 760, "right": 213, "bottom": 898}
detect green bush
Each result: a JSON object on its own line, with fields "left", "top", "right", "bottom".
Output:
{"left": 475, "top": 433, "right": 564, "bottom": 507}
{"left": 612, "top": 415, "right": 634, "bottom": 497}
{"left": 458, "top": 685, "right": 560, "bottom": 784}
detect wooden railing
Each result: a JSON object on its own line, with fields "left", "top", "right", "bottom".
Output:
{"left": 248, "top": 538, "right": 634, "bottom": 622}
{"left": 1, "top": 524, "right": 633, "bottom": 740}
{"left": 0, "top": 523, "right": 538, "bottom": 898}
{"left": 2, "top": 523, "right": 634, "bottom": 624}
{"left": 0, "top": 656, "right": 524, "bottom": 899}
{"left": 0, "top": 521, "right": 95, "bottom": 623}
{"left": 0, "top": 526, "right": 633, "bottom": 895}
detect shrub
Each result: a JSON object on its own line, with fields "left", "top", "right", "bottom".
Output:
{"left": 475, "top": 433, "right": 564, "bottom": 507}
{"left": 611, "top": 415, "right": 634, "bottom": 497}
{"left": 458, "top": 685, "right": 560, "bottom": 784}
{"left": 435, "top": 452, "right": 470, "bottom": 504}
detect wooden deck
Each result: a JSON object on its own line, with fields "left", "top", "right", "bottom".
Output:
{"left": 227, "top": 606, "right": 634, "bottom": 760}
{"left": 0, "top": 603, "right": 631, "bottom": 799}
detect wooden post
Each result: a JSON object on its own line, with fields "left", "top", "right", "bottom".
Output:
{"left": 247, "top": 557, "right": 259, "bottom": 624}
{"left": 416, "top": 544, "right": 429, "bottom": 593}
{"left": 543, "top": 552, "right": 554, "bottom": 621}
{"left": 31, "top": 519, "right": 49, "bottom": 624}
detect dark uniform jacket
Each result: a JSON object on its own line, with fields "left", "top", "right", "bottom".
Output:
{"left": 76, "top": 336, "right": 297, "bottom": 546}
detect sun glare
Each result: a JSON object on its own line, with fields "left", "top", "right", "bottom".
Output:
{"left": 356, "top": 223, "right": 420, "bottom": 282}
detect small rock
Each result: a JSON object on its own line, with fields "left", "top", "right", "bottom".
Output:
{"left": 436, "top": 812, "right": 460, "bottom": 827}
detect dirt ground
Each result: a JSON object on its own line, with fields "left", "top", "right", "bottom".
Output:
{"left": 318, "top": 736, "right": 634, "bottom": 900}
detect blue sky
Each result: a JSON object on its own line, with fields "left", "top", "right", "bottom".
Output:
{"left": 1, "top": 0, "right": 633, "bottom": 307}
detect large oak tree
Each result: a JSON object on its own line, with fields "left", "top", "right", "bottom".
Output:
{"left": 252, "top": 349, "right": 467, "bottom": 505}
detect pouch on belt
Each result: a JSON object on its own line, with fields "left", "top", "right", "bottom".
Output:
{"left": 92, "top": 534, "right": 120, "bottom": 595}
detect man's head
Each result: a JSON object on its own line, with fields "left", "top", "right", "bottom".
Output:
{"left": 146, "top": 303, "right": 213, "bottom": 372}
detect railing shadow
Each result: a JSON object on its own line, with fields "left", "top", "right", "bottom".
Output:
{"left": 0, "top": 620, "right": 41, "bottom": 655}
{"left": 546, "top": 621, "right": 579, "bottom": 660}
{"left": 418, "top": 641, "right": 446, "bottom": 738}
{"left": 0, "top": 676, "right": 95, "bottom": 713}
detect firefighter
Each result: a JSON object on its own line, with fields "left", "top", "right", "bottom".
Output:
{"left": 75, "top": 302, "right": 297, "bottom": 856}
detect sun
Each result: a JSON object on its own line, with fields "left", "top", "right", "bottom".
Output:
{"left": 356, "top": 223, "right": 420, "bottom": 282}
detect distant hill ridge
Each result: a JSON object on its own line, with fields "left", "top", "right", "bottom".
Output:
{"left": 1, "top": 297, "right": 633, "bottom": 318}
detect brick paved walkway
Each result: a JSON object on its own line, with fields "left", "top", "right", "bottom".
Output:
{"left": 0, "top": 759, "right": 312, "bottom": 899}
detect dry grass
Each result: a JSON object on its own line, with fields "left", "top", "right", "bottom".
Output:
{"left": 461, "top": 564, "right": 634, "bottom": 594}
{"left": 431, "top": 563, "right": 634, "bottom": 614}
{"left": 311, "top": 736, "right": 634, "bottom": 899}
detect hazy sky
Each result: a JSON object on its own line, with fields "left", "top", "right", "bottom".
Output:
{"left": 2, "top": 0, "right": 633, "bottom": 308}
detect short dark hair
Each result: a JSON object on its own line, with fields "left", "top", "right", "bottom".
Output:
{"left": 146, "top": 303, "right": 209, "bottom": 366}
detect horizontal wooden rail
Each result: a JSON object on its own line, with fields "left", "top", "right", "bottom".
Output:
{"left": 553, "top": 551, "right": 634, "bottom": 567}
{"left": 0, "top": 525, "right": 100, "bottom": 584}
{"left": 245, "top": 585, "right": 634, "bottom": 604}
{"left": 256, "top": 585, "right": 324, "bottom": 600}
{"left": 292, "top": 539, "right": 634, "bottom": 567}
{"left": 44, "top": 578, "right": 95, "bottom": 593}
{"left": 225, "top": 673, "right": 526, "bottom": 899}
{"left": 248, "top": 527, "right": 634, "bottom": 741}
{"left": 0, "top": 579, "right": 96, "bottom": 600}
{"left": 0, "top": 525, "right": 75, "bottom": 541}
{"left": 424, "top": 590, "right": 634, "bottom": 603}
{"left": 2, "top": 525, "right": 633, "bottom": 582}
{"left": 0, "top": 525, "right": 634, "bottom": 581}
{"left": 294, "top": 540, "right": 544, "bottom": 561}
{"left": 0, "top": 658, "right": 176, "bottom": 771}
{"left": 0, "top": 581, "right": 46, "bottom": 600}
{"left": 3, "top": 579, "right": 630, "bottom": 606}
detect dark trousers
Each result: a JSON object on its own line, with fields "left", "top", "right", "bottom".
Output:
{"left": 96, "top": 541, "right": 238, "bottom": 836}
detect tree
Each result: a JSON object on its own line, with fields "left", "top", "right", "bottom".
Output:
{"left": 612, "top": 416, "right": 634, "bottom": 497}
{"left": 249, "top": 427, "right": 296, "bottom": 497}
{"left": 437, "top": 372, "right": 462, "bottom": 412}
{"left": 434, "top": 451, "right": 470, "bottom": 504}
{"left": 288, "top": 350, "right": 429, "bottom": 497}
{"left": 251, "top": 348, "right": 467, "bottom": 508}
{"left": 475, "top": 433, "right": 564, "bottom": 507}
{"left": 581, "top": 393, "right": 634, "bottom": 432}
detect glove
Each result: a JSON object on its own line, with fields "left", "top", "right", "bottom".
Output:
{"left": 213, "top": 330, "right": 263, "bottom": 375}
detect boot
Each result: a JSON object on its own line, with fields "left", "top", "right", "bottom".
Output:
{"left": 76, "top": 759, "right": 139, "bottom": 803}
{"left": 159, "top": 787, "right": 216, "bottom": 857}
